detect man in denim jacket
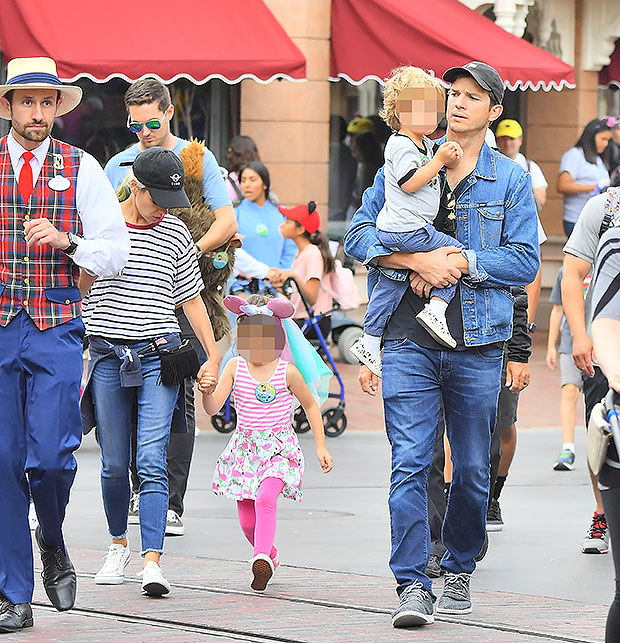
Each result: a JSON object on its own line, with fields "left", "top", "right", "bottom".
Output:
{"left": 344, "top": 62, "right": 539, "bottom": 627}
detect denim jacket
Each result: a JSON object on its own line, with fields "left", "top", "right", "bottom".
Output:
{"left": 343, "top": 142, "right": 540, "bottom": 346}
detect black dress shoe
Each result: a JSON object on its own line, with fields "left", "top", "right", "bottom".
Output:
{"left": 0, "top": 594, "right": 33, "bottom": 633}
{"left": 35, "top": 526, "right": 76, "bottom": 611}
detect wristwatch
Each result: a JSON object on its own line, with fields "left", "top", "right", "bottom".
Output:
{"left": 527, "top": 322, "right": 536, "bottom": 333}
{"left": 62, "top": 233, "right": 79, "bottom": 256}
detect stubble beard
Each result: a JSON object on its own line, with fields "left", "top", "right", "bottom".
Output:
{"left": 14, "top": 121, "right": 52, "bottom": 143}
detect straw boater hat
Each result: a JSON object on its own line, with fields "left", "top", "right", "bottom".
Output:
{"left": 0, "top": 57, "right": 82, "bottom": 120}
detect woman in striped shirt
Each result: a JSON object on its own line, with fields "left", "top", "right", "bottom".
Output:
{"left": 81, "top": 147, "right": 219, "bottom": 597}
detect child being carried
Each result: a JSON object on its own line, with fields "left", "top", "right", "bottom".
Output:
{"left": 350, "top": 66, "right": 464, "bottom": 377}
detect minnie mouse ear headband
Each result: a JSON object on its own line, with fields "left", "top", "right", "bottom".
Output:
{"left": 224, "top": 295, "right": 294, "bottom": 320}
{"left": 278, "top": 201, "right": 320, "bottom": 234}
{"left": 0, "top": 57, "right": 82, "bottom": 120}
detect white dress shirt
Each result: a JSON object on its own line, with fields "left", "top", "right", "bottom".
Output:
{"left": 7, "top": 131, "right": 129, "bottom": 277}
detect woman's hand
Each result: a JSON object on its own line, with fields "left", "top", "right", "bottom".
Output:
{"left": 197, "top": 359, "right": 219, "bottom": 394}
{"left": 317, "top": 447, "right": 333, "bottom": 473}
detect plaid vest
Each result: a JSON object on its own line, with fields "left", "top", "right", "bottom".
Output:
{"left": 0, "top": 136, "right": 83, "bottom": 330}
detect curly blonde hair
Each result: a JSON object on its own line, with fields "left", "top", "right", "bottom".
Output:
{"left": 379, "top": 66, "right": 445, "bottom": 132}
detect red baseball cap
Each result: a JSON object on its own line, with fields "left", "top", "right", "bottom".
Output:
{"left": 278, "top": 201, "right": 320, "bottom": 234}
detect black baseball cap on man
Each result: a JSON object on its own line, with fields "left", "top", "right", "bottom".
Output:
{"left": 443, "top": 61, "right": 505, "bottom": 105}
{"left": 122, "top": 146, "right": 191, "bottom": 209}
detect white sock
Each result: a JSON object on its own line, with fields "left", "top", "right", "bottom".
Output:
{"left": 563, "top": 442, "right": 575, "bottom": 453}
{"left": 362, "top": 334, "right": 382, "bottom": 355}
{"left": 428, "top": 297, "right": 448, "bottom": 317}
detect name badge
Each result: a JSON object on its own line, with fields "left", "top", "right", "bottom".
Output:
{"left": 48, "top": 175, "right": 71, "bottom": 191}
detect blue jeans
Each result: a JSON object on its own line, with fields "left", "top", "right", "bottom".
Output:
{"left": 91, "top": 350, "right": 179, "bottom": 555}
{"left": 364, "top": 227, "right": 463, "bottom": 337}
{"left": 381, "top": 338, "right": 502, "bottom": 597}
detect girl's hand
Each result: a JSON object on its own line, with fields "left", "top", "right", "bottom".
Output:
{"left": 317, "top": 447, "right": 333, "bottom": 473}
{"left": 197, "top": 359, "right": 219, "bottom": 393}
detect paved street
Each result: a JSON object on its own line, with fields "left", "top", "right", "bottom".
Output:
{"left": 25, "top": 335, "right": 611, "bottom": 641}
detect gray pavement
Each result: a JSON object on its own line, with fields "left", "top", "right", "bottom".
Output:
{"left": 33, "top": 425, "right": 611, "bottom": 642}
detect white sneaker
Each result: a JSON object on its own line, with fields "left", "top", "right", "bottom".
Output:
{"left": 415, "top": 304, "right": 457, "bottom": 348}
{"left": 349, "top": 339, "right": 382, "bottom": 377}
{"left": 165, "top": 510, "right": 184, "bottom": 536}
{"left": 28, "top": 503, "right": 38, "bottom": 531}
{"left": 138, "top": 561, "right": 170, "bottom": 596}
{"left": 128, "top": 493, "right": 140, "bottom": 525}
{"left": 250, "top": 554, "right": 275, "bottom": 592}
{"left": 94, "top": 542, "right": 131, "bottom": 585}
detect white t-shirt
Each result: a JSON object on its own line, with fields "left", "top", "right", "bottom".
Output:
{"left": 83, "top": 214, "right": 204, "bottom": 340}
{"left": 514, "top": 153, "right": 548, "bottom": 190}
{"left": 376, "top": 133, "right": 440, "bottom": 232}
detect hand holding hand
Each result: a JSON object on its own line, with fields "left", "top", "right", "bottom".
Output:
{"left": 197, "top": 359, "right": 219, "bottom": 393}
{"left": 411, "top": 247, "right": 462, "bottom": 287}
{"left": 409, "top": 271, "right": 433, "bottom": 298}
{"left": 317, "top": 447, "right": 333, "bottom": 473}
{"left": 24, "top": 218, "right": 70, "bottom": 249}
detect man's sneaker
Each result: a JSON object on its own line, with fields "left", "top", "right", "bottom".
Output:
{"left": 415, "top": 305, "right": 457, "bottom": 349}
{"left": 28, "top": 503, "right": 38, "bottom": 531}
{"left": 581, "top": 513, "right": 609, "bottom": 554}
{"left": 425, "top": 554, "right": 444, "bottom": 579}
{"left": 554, "top": 449, "right": 575, "bottom": 471}
{"left": 349, "top": 339, "right": 382, "bottom": 377}
{"left": 391, "top": 581, "right": 434, "bottom": 628}
{"left": 486, "top": 498, "right": 504, "bottom": 532}
{"left": 436, "top": 572, "right": 472, "bottom": 614}
{"left": 475, "top": 530, "right": 489, "bottom": 562}
{"left": 165, "top": 510, "right": 184, "bottom": 536}
{"left": 128, "top": 493, "right": 139, "bottom": 525}
{"left": 94, "top": 542, "right": 131, "bottom": 585}
{"left": 138, "top": 561, "right": 170, "bottom": 596}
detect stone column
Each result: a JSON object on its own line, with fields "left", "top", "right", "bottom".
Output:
{"left": 239, "top": 0, "right": 330, "bottom": 226}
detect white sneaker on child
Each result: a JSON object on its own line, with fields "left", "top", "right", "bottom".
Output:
{"left": 416, "top": 304, "right": 457, "bottom": 348}
{"left": 94, "top": 542, "right": 131, "bottom": 585}
{"left": 349, "top": 339, "right": 382, "bottom": 377}
{"left": 250, "top": 554, "right": 275, "bottom": 592}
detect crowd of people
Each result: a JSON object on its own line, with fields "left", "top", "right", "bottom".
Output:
{"left": 0, "top": 52, "right": 619, "bottom": 641}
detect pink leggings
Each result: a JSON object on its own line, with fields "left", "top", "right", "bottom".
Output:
{"left": 237, "top": 477, "right": 284, "bottom": 558}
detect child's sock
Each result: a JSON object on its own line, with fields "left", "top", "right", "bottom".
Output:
{"left": 563, "top": 442, "right": 575, "bottom": 453}
{"left": 428, "top": 297, "right": 448, "bottom": 317}
{"left": 362, "top": 333, "right": 382, "bottom": 355}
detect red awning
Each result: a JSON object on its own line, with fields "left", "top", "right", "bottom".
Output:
{"left": 600, "top": 40, "right": 620, "bottom": 88}
{"left": 0, "top": 0, "right": 306, "bottom": 84}
{"left": 330, "top": 0, "right": 574, "bottom": 91}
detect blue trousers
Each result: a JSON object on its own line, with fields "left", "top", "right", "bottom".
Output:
{"left": 0, "top": 311, "right": 84, "bottom": 604}
{"left": 382, "top": 338, "right": 502, "bottom": 597}
{"left": 364, "top": 226, "right": 464, "bottom": 338}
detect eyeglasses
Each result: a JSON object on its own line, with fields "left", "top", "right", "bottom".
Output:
{"left": 440, "top": 189, "right": 457, "bottom": 234}
{"left": 127, "top": 116, "right": 164, "bottom": 133}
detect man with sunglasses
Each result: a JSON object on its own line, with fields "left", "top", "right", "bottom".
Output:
{"left": 344, "top": 61, "right": 539, "bottom": 627}
{"left": 105, "top": 78, "right": 237, "bottom": 538}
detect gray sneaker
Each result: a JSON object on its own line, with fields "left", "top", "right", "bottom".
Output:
{"left": 165, "top": 510, "right": 184, "bottom": 536}
{"left": 436, "top": 572, "right": 472, "bottom": 614}
{"left": 391, "top": 581, "right": 434, "bottom": 628}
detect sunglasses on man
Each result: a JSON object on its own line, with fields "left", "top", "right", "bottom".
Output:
{"left": 126, "top": 116, "right": 164, "bottom": 133}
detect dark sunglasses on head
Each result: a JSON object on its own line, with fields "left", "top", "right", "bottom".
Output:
{"left": 127, "top": 116, "right": 164, "bottom": 133}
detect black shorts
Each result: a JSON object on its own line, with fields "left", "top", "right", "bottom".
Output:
{"left": 496, "top": 355, "right": 520, "bottom": 430}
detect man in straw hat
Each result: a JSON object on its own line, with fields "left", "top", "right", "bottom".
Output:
{"left": 0, "top": 57, "right": 129, "bottom": 633}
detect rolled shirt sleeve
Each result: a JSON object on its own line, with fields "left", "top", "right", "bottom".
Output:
{"left": 73, "top": 152, "right": 130, "bottom": 277}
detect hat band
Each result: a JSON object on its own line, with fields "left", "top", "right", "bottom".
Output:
{"left": 7, "top": 72, "right": 62, "bottom": 86}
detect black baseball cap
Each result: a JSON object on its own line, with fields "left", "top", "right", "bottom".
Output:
{"left": 122, "top": 147, "right": 191, "bottom": 209}
{"left": 443, "top": 61, "right": 505, "bottom": 105}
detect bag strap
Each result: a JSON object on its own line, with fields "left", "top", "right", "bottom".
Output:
{"left": 600, "top": 188, "right": 620, "bottom": 237}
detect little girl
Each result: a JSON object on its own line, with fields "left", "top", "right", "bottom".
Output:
{"left": 199, "top": 294, "right": 333, "bottom": 592}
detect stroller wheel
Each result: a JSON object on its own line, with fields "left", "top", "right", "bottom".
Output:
{"left": 322, "top": 407, "right": 347, "bottom": 437}
{"left": 293, "top": 407, "right": 311, "bottom": 434}
{"left": 337, "top": 326, "right": 364, "bottom": 364}
{"left": 211, "top": 407, "right": 237, "bottom": 433}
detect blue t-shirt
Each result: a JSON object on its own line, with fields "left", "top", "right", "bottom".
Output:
{"left": 559, "top": 146, "right": 609, "bottom": 224}
{"left": 104, "top": 139, "right": 231, "bottom": 211}
{"left": 234, "top": 198, "right": 296, "bottom": 269}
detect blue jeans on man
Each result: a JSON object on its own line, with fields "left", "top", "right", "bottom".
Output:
{"left": 382, "top": 338, "right": 503, "bottom": 596}
{"left": 91, "top": 349, "right": 179, "bottom": 555}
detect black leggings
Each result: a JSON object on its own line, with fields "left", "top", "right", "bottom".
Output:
{"left": 602, "top": 485, "right": 620, "bottom": 642}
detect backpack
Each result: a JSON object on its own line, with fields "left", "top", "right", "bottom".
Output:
{"left": 599, "top": 187, "right": 620, "bottom": 237}
{"left": 320, "top": 260, "right": 361, "bottom": 310}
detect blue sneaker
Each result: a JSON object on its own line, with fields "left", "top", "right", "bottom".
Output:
{"left": 391, "top": 581, "right": 434, "bottom": 627}
{"left": 554, "top": 449, "right": 575, "bottom": 471}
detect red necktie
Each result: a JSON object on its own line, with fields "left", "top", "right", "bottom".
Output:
{"left": 18, "top": 151, "right": 34, "bottom": 204}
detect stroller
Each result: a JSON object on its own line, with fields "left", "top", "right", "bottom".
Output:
{"left": 211, "top": 278, "right": 349, "bottom": 437}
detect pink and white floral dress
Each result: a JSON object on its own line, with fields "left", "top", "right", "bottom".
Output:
{"left": 212, "top": 357, "right": 304, "bottom": 502}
